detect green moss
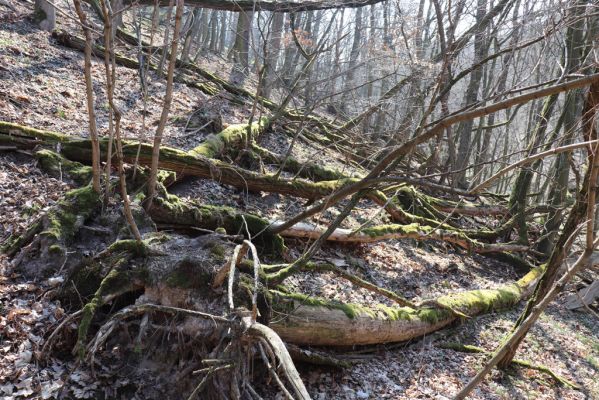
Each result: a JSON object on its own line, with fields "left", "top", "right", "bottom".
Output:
{"left": 76, "top": 267, "right": 131, "bottom": 357}
{"left": 40, "top": 186, "right": 100, "bottom": 247}
{"left": 48, "top": 244, "right": 65, "bottom": 256}
{"left": 208, "top": 242, "right": 226, "bottom": 260}
{"left": 215, "top": 227, "right": 227, "bottom": 234}
{"left": 0, "top": 121, "right": 70, "bottom": 143}
{"left": 434, "top": 265, "right": 544, "bottom": 314}
{"left": 155, "top": 190, "right": 285, "bottom": 255}
{"left": 36, "top": 149, "right": 93, "bottom": 185}
{"left": 361, "top": 223, "right": 430, "bottom": 238}
{"left": 165, "top": 258, "right": 214, "bottom": 290}
{"left": 271, "top": 264, "right": 545, "bottom": 327}
{"left": 105, "top": 239, "right": 149, "bottom": 257}
{"left": 250, "top": 143, "right": 357, "bottom": 182}
{"left": 188, "top": 117, "right": 269, "bottom": 158}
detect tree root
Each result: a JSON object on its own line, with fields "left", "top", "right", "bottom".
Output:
{"left": 438, "top": 342, "right": 579, "bottom": 388}
{"left": 3, "top": 185, "right": 101, "bottom": 277}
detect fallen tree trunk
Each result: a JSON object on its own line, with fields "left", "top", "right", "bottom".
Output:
{"left": 189, "top": 117, "right": 269, "bottom": 158}
{"left": 55, "top": 29, "right": 351, "bottom": 149}
{"left": 1, "top": 121, "right": 524, "bottom": 254}
{"left": 271, "top": 221, "right": 528, "bottom": 254}
{"left": 64, "top": 231, "right": 544, "bottom": 349}
{"left": 0, "top": 121, "right": 349, "bottom": 200}
{"left": 269, "top": 264, "right": 544, "bottom": 345}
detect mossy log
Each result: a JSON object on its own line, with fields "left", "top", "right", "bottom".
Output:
{"left": 148, "top": 188, "right": 285, "bottom": 255}
{"left": 35, "top": 149, "right": 93, "bottom": 185}
{"left": 189, "top": 117, "right": 269, "bottom": 158}
{"left": 269, "top": 264, "right": 544, "bottom": 346}
{"left": 1, "top": 121, "right": 518, "bottom": 252}
{"left": 271, "top": 221, "right": 528, "bottom": 254}
{"left": 0, "top": 120, "right": 350, "bottom": 200}
{"left": 250, "top": 142, "right": 363, "bottom": 182}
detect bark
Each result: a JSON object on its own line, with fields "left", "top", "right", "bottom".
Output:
{"left": 271, "top": 221, "right": 528, "bottom": 253}
{"left": 0, "top": 121, "right": 349, "bottom": 201}
{"left": 34, "top": 0, "right": 55, "bottom": 31}
{"left": 73, "top": 0, "right": 102, "bottom": 194}
{"left": 537, "top": 1, "right": 588, "bottom": 256}
{"left": 496, "top": 79, "right": 599, "bottom": 368}
{"left": 453, "top": 0, "right": 489, "bottom": 189}
{"left": 60, "top": 227, "right": 543, "bottom": 349}
{"left": 229, "top": 10, "right": 253, "bottom": 83}
{"left": 263, "top": 12, "right": 285, "bottom": 98}
{"left": 147, "top": 0, "right": 184, "bottom": 208}
{"left": 98, "top": 0, "right": 143, "bottom": 241}
{"left": 269, "top": 264, "right": 544, "bottom": 345}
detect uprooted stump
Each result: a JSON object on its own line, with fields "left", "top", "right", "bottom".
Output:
{"left": 58, "top": 232, "right": 310, "bottom": 399}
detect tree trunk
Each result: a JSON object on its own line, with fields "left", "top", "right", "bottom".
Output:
{"left": 34, "top": 0, "right": 55, "bottom": 31}
{"left": 263, "top": 12, "right": 285, "bottom": 98}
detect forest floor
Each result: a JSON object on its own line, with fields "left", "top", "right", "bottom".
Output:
{"left": 0, "top": 2, "right": 598, "bottom": 399}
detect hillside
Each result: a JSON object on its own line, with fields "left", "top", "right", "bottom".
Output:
{"left": 1, "top": 1, "right": 598, "bottom": 399}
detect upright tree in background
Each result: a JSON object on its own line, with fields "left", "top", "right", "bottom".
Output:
{"left": 146, "top": 0, "right": 184, "bottom": 209}
{"left": 72, "top": 0, "right": 101, "bottom": 194}
{"left": 34, "top": 0, "right": 55, "bottom": 31}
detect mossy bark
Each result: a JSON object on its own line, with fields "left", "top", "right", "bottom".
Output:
{"left": 64, "top": 230, "right": 544, "bottom": 350}
{"left": 273, "top": 221, "right": 528, "bottom": 254}
{"left": 7, "top": 185, "right": 101, "bottom": 277}
{"left": 149, "top": 188, "right": 286, "bottom": 255}
{"left": 269, "top": 264, "right": 544, "bottom": 346}
{"left": 35, "top": 149, "right": 93, "bottom": 185}
{"left": 189, "top": 117, "right": 269, "bottom": 158}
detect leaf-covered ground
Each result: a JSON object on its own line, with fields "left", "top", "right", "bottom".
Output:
{"left": 0, "top": 2, "right": 597, "bottom": 399}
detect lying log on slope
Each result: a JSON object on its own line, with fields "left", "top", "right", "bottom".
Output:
{"left": 269, "top": 264, "right": 544, "bottom": 346}
{"left": 0, "top": 121, "right": 348, "bottom": 200}
{"left": 54, "top": 29, "right": 349, "bottom": 147}
{"left": 0, "top": 121, "right": 525, "bottom": 254}
{"left": 271, "top": 221, "right": 528, "bottom": 253}
{"left": 1, "top": 146, "right": 545, "bottom": 351}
